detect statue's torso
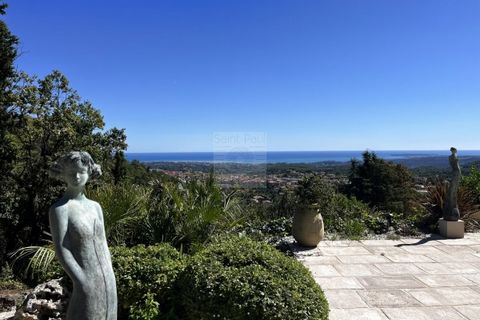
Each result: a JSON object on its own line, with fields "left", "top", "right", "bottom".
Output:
{"left": 55, "top": 199, "right": 117, "bottom": 320}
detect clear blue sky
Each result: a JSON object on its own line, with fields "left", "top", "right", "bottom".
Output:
{"left": 5, "top": 0, "right": 480, "bottom": 152}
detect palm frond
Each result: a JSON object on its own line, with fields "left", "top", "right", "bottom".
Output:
{"left": 9, "top": 245, "right": 56, "bottom": 278}
{"left": 427, "top": 177, "right": 480, "bottom": 231}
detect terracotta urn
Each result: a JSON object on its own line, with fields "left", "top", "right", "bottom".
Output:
{"left": 292, "top": 205, "right": 324, "bottom": 247}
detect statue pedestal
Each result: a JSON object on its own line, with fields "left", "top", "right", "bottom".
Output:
{"left": 439, "top": 218, "right": 464, "bottom": 239}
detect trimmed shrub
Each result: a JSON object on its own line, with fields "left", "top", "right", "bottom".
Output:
{"left": 175, "top": 236, "right": 329, "bottom": 320}
{"left": 18, "top": 244, "right": 186, "bottom": 318}
{"left": 110, "top": 244, "right": 186, "bottom": 319}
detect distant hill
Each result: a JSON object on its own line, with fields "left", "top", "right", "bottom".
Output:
{"left": 393, "top": 156, "right": 480, "bottom": 169}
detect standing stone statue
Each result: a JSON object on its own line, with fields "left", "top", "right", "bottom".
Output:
{"left": 443, "top": 147, "right": 461, "bottom": 221}
{"left": 49, "top": 152, "right": 117, "bottom": 320}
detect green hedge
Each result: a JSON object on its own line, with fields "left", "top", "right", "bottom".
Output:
{"left": 175, "top": 236, "right": 329, "bottom": 320}
{"left": 110, "top": 244, "right": 186, "bottom": 319}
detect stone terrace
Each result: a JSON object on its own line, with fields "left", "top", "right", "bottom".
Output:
{"left": 292, "top": 233, "right": 480, "bottom": 320}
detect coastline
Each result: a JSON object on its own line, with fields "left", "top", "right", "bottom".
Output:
{"left": 125, "top": 150, "right": 480, "bottom": 167}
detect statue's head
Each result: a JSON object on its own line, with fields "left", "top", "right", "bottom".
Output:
{"left": 450, "top": 147, "right": 457, "bottom": 154}
{"left": 50, "top": 151, "right": 102, "bottom": 187}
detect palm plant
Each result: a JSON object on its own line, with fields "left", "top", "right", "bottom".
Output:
{"left": 88, "top": 183, "right": 151, "bottom": 245}
{"left": 137, "top": 174, "right": 243, "bottom": 250}
{"left": 10, "top": 182, "right": 152, "bottom": 278}
{"left": 426, "top": 178, "right": 480, "bottom": 231}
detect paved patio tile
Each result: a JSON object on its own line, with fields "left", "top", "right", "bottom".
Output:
{"left": 314, "top": 276, "right": 363, "bottom": 289}
{"left": 297, "top": 235, "right": 480, "bottom": 319}
{"left": 406, "top": 287, "right": 480, "bottom": 306}
{"left": 464, "top": 273, "right": 480, "bottom": 285}
{"left": 465, "top": 233, "right": 480, "bottom": 239}
{"left": 374, "top": 263, "right": 426, "bottom": 275}
{"left": 320, "top": 240, "right": 339, "bottom": 246}
{"left": 324, "top": 240, "right": 363, "bottom": 247}
{"left": 384, "top": 253, "right": 434, "bottom": 263}
{"left": 329, "top": 308, "right": 388, "bottom": 320}
{"left": 334, "top": 263, "right": 383, "bottom": 276}
{"left": 381, "top": 306, "right": 466, "bottom": 320}
{"left": 323, "top": 290, "right": 368, "bottom": 309}
{"left": 436, "top": 245, "right": 477, "bottom": 254}
{"left": 308, "top": 264, "right": 341, "bottom": 277}
{"left": 357, "top": 276, "right": 426, "bottom": 289}
{"left": 361, "top": 240, "right": 404, "bottom": 246}
{"left": 400, "top": 246, "right": 445, "bottom": 255}
{"left": 455, "top": 305, "right": 480, "bottom": 320}
{"left": 415, "top": 262, "right": 479, "bottom": 274}
{"left": 426, "top": 252, "right": 480, "bottom": 263}
{"left": 415, "top": 274, "right": 475, "bottom": 287}
{"left": 472, "top": 286, "right": 480, "bottom": 294}
{"left": 472, "top": 262, "right": 480, "bottom": 270}
{"left": 365, "top": 246, "right": 407, "bottom": 255}
{"left": 302, "top": 256, "right": 341, "bottom": 265}
{"left": 319, "top": 246, "right": 371, "bottom": 256}
{"left": 437, "top": 238, "right": 480, "bottom": 246}
{"left": 358, "top": 290, "right": 421, "bottom": 307}
{"left": 400, "top": 238, "right": 443, "bottom": 246}
{"left": 337, "top": 254, "right": 391, "bottom": 264}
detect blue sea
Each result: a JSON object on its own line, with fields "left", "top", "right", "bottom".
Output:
{"left": 126, "top": 150, "right": 480, "bottom": 164}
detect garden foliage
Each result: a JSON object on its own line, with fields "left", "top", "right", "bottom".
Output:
{"left": 0, "top": 70, "right": 127, "bottom": 268}
{"left": 426, "top": 178, "right": 480, "bottom": 231}
{"left": 346, "top": 151, "right": 417, "bottom": 213}
{"left": 111, "top": 244, "right": 186, "bottom": 319}
{"left": 133, "top": 175, "right": 243, "bottom": 251}
{"left": 175, "top": 236, "right": 329, "bottom": 320}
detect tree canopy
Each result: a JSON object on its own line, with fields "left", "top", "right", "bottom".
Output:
{"left": 0, "top": 3, "right": 17, "bottom": 89}
{"left": 2, "top": 70, "right": 127, "bottom": 253}
{"left": 346, "top": 151, "right": 417, "bottom": 214}
{"left": 0, "top": 5, "right": 128, "bottom": 264}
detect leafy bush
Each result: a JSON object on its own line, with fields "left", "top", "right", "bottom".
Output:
{"left": 175, "top": 236, "right": 329, "bottom": 320}
{"left": 463, "top": 164, "right": 480, "bottom": 202}
{"left": 323, "top": 194, "right": 369, "bottom": 236}
{"left": 110, "top": 244, "right": 186, "bottom": 319}
{"left": 12, "top": 243, "right": 186, "bottom": 319}
{"left": 231, "top": 217, "right": 292, "bottom": 245}
{"left": 128, "top": 292, "right": 160, "bottom": 320}
{"left": 296, "top": 175, "right": 335, "bottom": 207}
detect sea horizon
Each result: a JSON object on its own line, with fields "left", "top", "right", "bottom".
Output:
{"left": 125, "top": 150, "right": 480, "bottom": 164}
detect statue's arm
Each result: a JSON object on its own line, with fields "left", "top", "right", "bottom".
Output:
{"left": 49, "top": 207, "right": 85, "bottom": 284}
{"left": 94, "top": 201, "right": 105, "bottom": 224}
{"left": 94, "top": 202, "right": 114, "bottom": 262}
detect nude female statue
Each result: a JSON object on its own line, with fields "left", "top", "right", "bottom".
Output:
{"left": 443, "top": 147, "right": 461, "bottom": 221}
{"left": 49, "top": 152, "right": 117, "bottom": 319}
